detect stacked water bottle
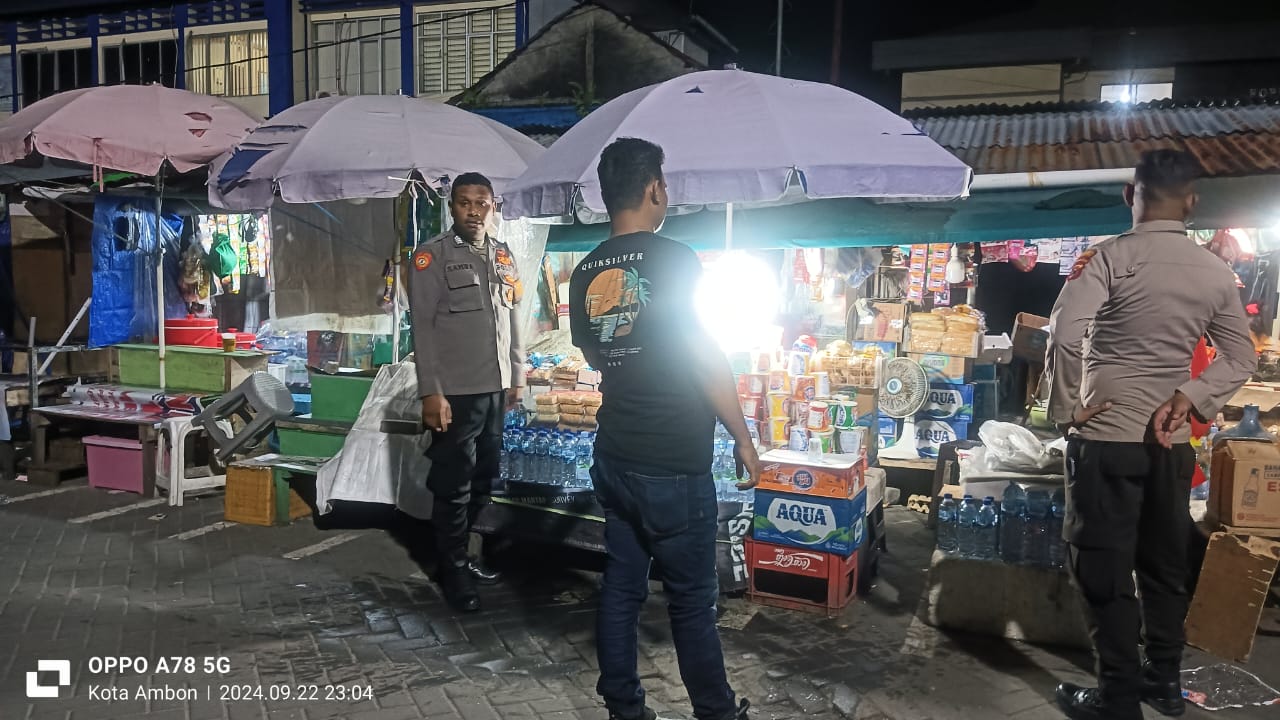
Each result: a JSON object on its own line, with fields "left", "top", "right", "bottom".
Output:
{"left": 500, "top": 411, "right": 596, "bottom": 489}
{"left": 713, "top": 423, "right": 755, "bottom": 503}
{"left": 936, "top": 482, "right": 1067, "bottom": 568}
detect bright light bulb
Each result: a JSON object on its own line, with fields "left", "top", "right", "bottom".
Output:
{"left": 695, "top": 252, "right": 782, "bottom": 353}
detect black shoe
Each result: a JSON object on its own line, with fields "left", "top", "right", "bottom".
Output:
{"left": 437, "top": 562, "right": 481, "bottom": 613}
{"left": 1141, "top": 663, "right": 1185, "bottom": 717}
{"left": 607, "top": 707, "right": 656, "bottom": 720}
{"left": 1054, "top": 684, "right": 1142, "bottom": 720}
{"left": 719, "top": 698, "right": 749, "bottom": 720}
{"left": 468, "top": 557, "right": 502, "bottom": 585}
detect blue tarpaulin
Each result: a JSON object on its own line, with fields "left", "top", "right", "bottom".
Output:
{"left": 88, "top": 196, "right": 184, "bottom": 348}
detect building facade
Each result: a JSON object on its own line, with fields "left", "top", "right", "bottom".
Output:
{"left": 0, "top": 0, "right": 720, "bottom": 122}
{"left": 872, "top": 19, "right": 1280, "bottom": 112}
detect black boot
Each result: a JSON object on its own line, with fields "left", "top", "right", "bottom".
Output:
{"left": 1141, "top": 662, "right": 1185, "bottom": 717}
{"left": 467, "top": 556, "right": 502, "bottom": 585}
{"left": 607, "top": 707, "right": 656, "bottom": 720}
{"left": 717, "top": 698, "right": 749, "bottom": 720}
{"left": 1055, "top": 684, "right": 1142, "bottom": 720}
{"left": 436, "top": 560, "right": 480, "bottom": 613}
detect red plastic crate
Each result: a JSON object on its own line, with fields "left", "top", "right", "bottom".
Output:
{"left": 745, "top": 538, "right": 858, "bottom": 617}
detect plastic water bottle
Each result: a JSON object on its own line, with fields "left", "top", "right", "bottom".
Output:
{"left": 561, "top": 433, "right": 577, "bottom": 485}
{"left": 1048, "top": 489, "right": 1066, "bottom": 568}
{"left": 937, "top": 494, "right": 959, "bottom": 554}
{"left": 518, "top": 430, "right": 535, "bottom": 482}
{"left": 574, "top": 432, "right": 593, "bottom": 486}
{"left": 1024, "top": 489, "right": 1052, "bottom": 567}
{"left": 1000, "top": 482, "right": 1027, "bottom": 564}
{"left": 499, "top": 425, "right": 513, "bottom": 484}
{"left": 976, "top": 497, "right": 999, "bottom": 560}
{"left": 957, "top": 495, "right": 980, "bottom": 558}
{"left": 508, "top": 430, "right": 523, "bottom": 483}
{"left": 533, "top": 432, "right": 551, "bottom": 483}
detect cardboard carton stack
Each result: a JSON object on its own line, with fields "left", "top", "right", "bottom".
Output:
{"left": 903, "top": 307, "right": 987, "bottom": 455}
{"left": 532, "top": 391, "right": 601, "bottom": 432}
{"left": 747, "top": 451, "right": 868, "bottom": 616}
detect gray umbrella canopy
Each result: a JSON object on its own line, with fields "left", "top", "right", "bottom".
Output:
{"left": 209, "top": 94, "right": 545, "bottom": 210}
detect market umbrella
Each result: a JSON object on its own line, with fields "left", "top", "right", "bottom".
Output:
{"left": 501, "top": 68, "right": 972, "bottom": 223}
{"left": 207, "top": 94, "right": 547, "bottom": 361}
{"left": 208, "top": 94, "right": 546, "bottom": 209}
{"left": 0, "top": 84, "right": 260, "bottom": 388}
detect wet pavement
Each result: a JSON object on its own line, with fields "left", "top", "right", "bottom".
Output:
{"left": 1, "top": 476, "right": 1277, "bottom": 720}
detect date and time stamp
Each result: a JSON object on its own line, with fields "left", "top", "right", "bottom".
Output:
{"left": 27, "top": 657, "right": 376, "bottom": 704}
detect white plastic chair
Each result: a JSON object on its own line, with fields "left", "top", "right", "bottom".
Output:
{"left": 156, "top": 415, "right": 232, "bottom": 506}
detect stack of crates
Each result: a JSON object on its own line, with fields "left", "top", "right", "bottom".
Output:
{"left": 747, "top": 451, "right": 868, "bottom": 616}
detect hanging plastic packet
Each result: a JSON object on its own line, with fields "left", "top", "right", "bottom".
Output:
{"left": 1182, "top": 664, "right": 1280, "bottom": 711}
{"left": 379, "top": 259, "right": 394, "bottom": 312}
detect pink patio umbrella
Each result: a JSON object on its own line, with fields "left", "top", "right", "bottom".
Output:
{"left": 0, "top": 84, "right": 260, "bottom": 388}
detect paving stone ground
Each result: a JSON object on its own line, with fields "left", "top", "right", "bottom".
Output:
{"left": 1, "top": 477, "right": 1277, "bottom": 720}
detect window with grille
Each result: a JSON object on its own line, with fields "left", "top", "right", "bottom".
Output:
{"left": 310, "top": 16, "right": 400, "bottom": 97}
{"left": 188, "top": 30, "right": 269, "bottom": 96}
{"left": 418, "top": 6, "right": 516, "bottom": 95}
{"left": 19, "top": 47, "right": 93, "bottom": 106}
{"left": 0, "top": 56, "right": 13, "bottom": 109}
{"left": 103, "top": 39, "right": 179, "bottom": 88}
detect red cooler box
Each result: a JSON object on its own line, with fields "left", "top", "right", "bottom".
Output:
{"left": 84, "top": 436, "right": 145, "bottom": 494}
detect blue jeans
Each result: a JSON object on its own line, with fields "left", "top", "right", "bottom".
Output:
{"left": 590, "top": 452, "right": 736, "bottom": 720}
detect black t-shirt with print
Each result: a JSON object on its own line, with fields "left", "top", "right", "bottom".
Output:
{"left": 569, "top": 232, "right": 716, "bottom": 475}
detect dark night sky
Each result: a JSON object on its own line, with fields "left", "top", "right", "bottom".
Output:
{"left": 6, "top": 0, "right": 1280, "bottom": 107}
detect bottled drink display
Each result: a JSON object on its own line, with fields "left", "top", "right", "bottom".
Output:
{"left": 498, "top": 421, "right": 751, "bottom": 502}
{"left": 1023, "top": 489, "right": 1051, "bottom": 567}
{"left": 999, "top": 482, "right": 1027, "bottom": 564}
{"left": 936, "top": 494, "right": 959, "bottom": 554}
{"left": 957, "top": 495, "right": 980, "bottom": 558}
{"left": 975, "top": 497, "right": 999, "bottom": 560}
{"left": 1047, "top": 489, "right": 1066, "bottom": 568}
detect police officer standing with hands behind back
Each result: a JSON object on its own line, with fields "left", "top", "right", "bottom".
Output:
{"left": 409, "top": 172, "right": 525, "bottom": 613}
{"left": 1047, "top": 149, "right": 1256, "bottom": 720}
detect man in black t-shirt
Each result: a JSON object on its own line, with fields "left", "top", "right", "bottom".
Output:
{"left": 569, "top": 138, "right": 757, "bottom": 720}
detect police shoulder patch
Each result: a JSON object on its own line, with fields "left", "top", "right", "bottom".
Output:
{"left": 413, "top": 248, "right": 433, "bottom": 271}
{"left": 1067, "top": 249, "right": 1097, "bottom": 281}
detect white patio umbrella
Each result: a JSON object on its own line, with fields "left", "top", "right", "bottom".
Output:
{"left": 207, "top": 94, "right": 547, "bottom": 360}
{"left": 0, "top": 84, "right": 259, "bottom": 388}
{"left": 501, "top": 68, "right": 972, "bottom": 228}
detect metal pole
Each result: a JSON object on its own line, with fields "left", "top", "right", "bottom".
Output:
{"left": 155, "top": 180, "right": 167, "bottom": 390}
{"left": 725, "top": 202, "right": 734, "bottom": 251}
{"left": 37, "top": 296, "right": 91, "bottom": 376}
{"left": 27, "top": 317, "right": 37, "bottom": 410}
{"left": 830, "top": 0, "right": 844, "bottom": 85}
{"left": 775, "top": 0, "right": 784, "bottom": 77}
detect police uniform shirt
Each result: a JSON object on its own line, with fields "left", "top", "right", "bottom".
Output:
{"left": 409, "top": 230, "right": 525, "bottom": 397}
{"left": 1047, "top": 220, "right": 1256, "bottom": 443}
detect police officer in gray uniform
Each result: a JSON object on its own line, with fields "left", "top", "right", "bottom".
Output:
{"left": 410, "top": 172, "right": 525, "bottom": 613}
{"left": 1047, "top": 150, "right": 1256, "bottom": 720}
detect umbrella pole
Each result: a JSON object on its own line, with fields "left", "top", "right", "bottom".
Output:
{"left": 725, "top": 202, "right": 734, "bottom": 251}
{"left": 155, "top": 179, "right": 167, "bottom": 390}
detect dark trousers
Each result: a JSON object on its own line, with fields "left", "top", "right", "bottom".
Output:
{"left": 1064, "top": 439, "right": 1195, "bottom": 703}
{"left": 424, "top": 392, "right": 503, "bottom": 564}
{"left": 590, "top": 452, "right": 736, "bottom": 720}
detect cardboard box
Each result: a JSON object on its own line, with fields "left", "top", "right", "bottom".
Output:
{"left": 918, "top": 383, "right": 975, "bottom": 421}
{"left": 756, "top": 450, "right": 866, "bottom": 499}
{"left": 752, "top": 489, "right": 867, "bottom": 557}
{"left": 910, "top": 353, "right": 972, "bottom": 385}
{"left": 854, "top": 302, "right": 906, "bottom": 343}
{"left": 1185, "top": 532, "right": 1280, "bottom": 662}
{"left": 877, "top": 414, "right": 899, "bottom": 448}
{"left": 1012, "top": 313, "right": 1050, "bottom": 365}
{"left": 979, "top": 333, "right": 1014, "bottom": 365}
{"left": 1209, "top": 440, "right": 1280, "bottom": 529}
{"left": 852, "top": 341, "right": 898, "bottom": 357}
{"left": 915, "top": 419, "right": 971, "bottom": 458}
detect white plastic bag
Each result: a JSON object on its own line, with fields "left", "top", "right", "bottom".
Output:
{"left": 315, "top": 361, "right": 433, "bottom": 519}
{"left": 975, "top": 420, "right": 1058, "bottom": 473}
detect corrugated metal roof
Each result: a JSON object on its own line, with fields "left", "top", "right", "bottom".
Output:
{"left": 909, "top": 100, "right": 1280, "bottom": 177}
